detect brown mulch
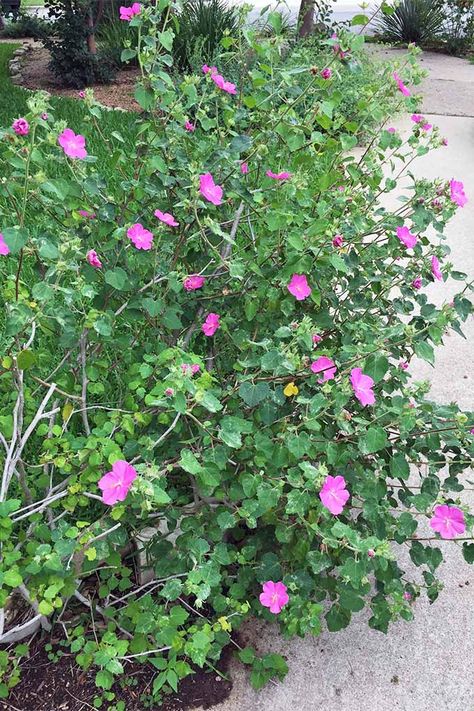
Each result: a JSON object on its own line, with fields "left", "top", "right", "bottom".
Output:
{"left": 1, "top": 637, "right": 233, "bottom": 711}
{"left": 18, "top": 44, "right": 141, "bottom": 111}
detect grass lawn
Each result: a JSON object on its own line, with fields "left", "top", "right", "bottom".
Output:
{"left": 0, "top": 43, "right": 139, "bottom": 179}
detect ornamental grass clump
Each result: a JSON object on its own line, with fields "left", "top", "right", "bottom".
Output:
{"left": 0, "top": 2, "right": 473, "bottom": 700}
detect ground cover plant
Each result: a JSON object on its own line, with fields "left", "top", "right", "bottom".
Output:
{"left": 0, "top": 0, "right": 473, "bottom": 705}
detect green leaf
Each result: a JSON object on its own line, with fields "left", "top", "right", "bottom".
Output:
{"left": 364, "top": 354, "right": 389, "bottom": 383}
{"left": 358, "top": 427, "right": 388, "bottom": 454}
{"left": 95, "top": 670, "right": 114, "bottom": 690}
{"left": 153, "top": 484, "right": 171, "bottom": 505}
{"left": 4, "top": 569, "right": 22, "bottom": 587}
{"left": 17, "top": 349, "right": 36, "bottom": 371}
{"left": 134, "top": 84, "right": 155, "bottom": 110}
{"left": 326, "top": 604, "right": 351, "bottom": 632}
{"left": 158, "top": 29, "right": 174, "bottom": 51}
{"left": 390, "top": 453, "right": 410, "bottom": 480}
{"left": 2, "top": 227, "right": 28, "bottom": 254}
{"left": 351, "top": 13, "right": 369, "bottom": 25}
{"left": 179, "top": 449, "right": 202, "bottom": 475}
{"left": 462, "top": 543, "right": 474, "bottom": 564}
{"left": 238, "top": 382, "right": 271, "bottom": 407}
{"left": 38, "top": 599, "right": 54, "bottom": 615}
{"left": 105, "top": 268, "right": 129, "bottom": 291}
{"left": 414, "top": 341, "right": 435, "bottom": 365}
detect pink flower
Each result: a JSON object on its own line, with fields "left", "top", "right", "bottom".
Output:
{"left": 12, "top": 118, "right": 29, "bottom": 136}
{"left": 332, "top": 234, "right": 344, "bottom": 248}
{"left": 412, "top": 276, "right": 422, "bottom": 289}
{"left": 421, "top": 123, "right": 432, "bottom": 132}
{"left": 127, "top": 223, "right": 154, "bottom": 250}
{"left": 202, "top": 312, "right": 220, "bottom": 336}
{"left": 211, "top": 73, "right": 237, "bottom": 94}
{"left": 181, "top": 363, "right": 200, "bottom": 376}
{"left": 429, "top": 504, "right": 466, "bottom": 539}
{"left": 119, "top": 2, "right": 141, "bottom": 20}
{"left": 287, "top": 273, "right": 311, "bottom": 301}
{"left": 396, "top": 226, "right": 417, "bottom": 249}
{"left": 154, "top": 209, "right": 179, "bottom": 227}
{"left": 183, "top": 274, "right": 205, "bottom": 291}
{"left": 367, "top": 549, "right": 375, "bottom": 558}
{"left": 241, "top": 162, "right": 249, "bottom": 174}
{"left": 202, "top": 64, "right": 218, "bottom": 75}
{"left": 411, "top": 114, "right": 423, "bottom": 123}
{"left": 321, "top": 67, "right": 332, "bottom": 79}
{"left": 191, "top": 364, "right": 200, "bottom": 375}
{"left": 442, "top": 137, "right": 448, "bottom": 146}
{"left": 58, "top": 128, "right": 87, "bottom": 159}
{"left": 450, "top": 179, "right": 468, "bottom": 207}
{"left": 78, "top": 209, "right": 96, "bottom": 219}
{"left": 319, "top": 474, "right": 350, "bottom": 515}
{"left": 470, "top": 427, "right": 474, "bottom": 435}
{"left": 393, "top": 72, "right": 411, "bottom": 96}
{"left": 184, "top": 120, "right": 195, "bottom": 132}
{"left": 266, "top": 170, "right": 291, "bottom": 181}
{"left": 86, "top": 249, "right": 102, "bottom": 268}
{"left": 0, "top": 234, "right": 10, "bottom": 256}
{"left": 403, "top": 591, "right": 412, "bottom": 601}
{"left": 399, "top": 360, "right": 409, "bottom": 370}
{"left": 199, "top": 173, "right": 223, "bottom": 206}
{"left": 165, "top": 387, "right": 174, "bottom": 396}
{"left": 387, "top": 127, "right": 396, "bottom": 134}
{"left": 350, "top": 367, "right": 375, "bottom": 406}
{"left": 311, "top": 356, "right": 337, "bottom": 382}
{"left": 259, "top": 581, "right": 289, "bottom": 614}
{"left": 431, "top": 255, "right": 443, "bottom": 281}
{"left": 78, "top": 90, "right": 85, "bottom": 99}
{"left": 98, "top": 460, "right": 138, "bottom": 505}
{"left": 312, "top": 334, "right": 322, "bottom": 345}
{"left": 41, "top": 112, "right": 48, "bottom": 121}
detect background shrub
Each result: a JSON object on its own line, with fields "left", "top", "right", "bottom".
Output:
{"left": 376, "top": 0, "right": 445, "bottom": 44}
{"left": 440, "top": 0, "right": 474, "bottom": 54}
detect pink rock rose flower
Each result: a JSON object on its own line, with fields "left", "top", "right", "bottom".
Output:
{"left": 393, "top": 71, "right": 410, "bottom": 96}
{"left": 184, "top": 120, "right": 195, "bottom": 132}
{"left": 321, "top": 67, "right": 332, "bottom": 79}
{"left": 119, "top": 2, "right": 141, "bottom": 20}
{"left": 450, "top": 179, "right": 468, "bottom": 207}
{"left": 412, "top": 276, "right": 422, "bottom": 289}
{"left": 98, "top": 460, "right": 138, "bottom": 505}
{"left": 12, "top": 118, "right": 29, "bottom": 136}
{"left": 266, "top": 170, "right": 291, "bottom": 181}
{"left": 202, "top": 312, "right": 220, "bottom": 336}
{"left": 350, "top": 367, "right": 375, "bottom": 406}
{"left": 320, "top": 474, "right": 350, "bottom": 515}
{"left": 431, "top": 255, "right": 443, "bottom": 281}
{"left": 165, "top": 387, "right": 174, "bottom": 396}
{"left": 154, "top": 209, "right": 179, "bottom": 227}
{"left": 211, "top": 73, "right": 237, "bottom": 94}
{"left": 332, "top": 234, "right": 344, "bottom": 248}
{"left": 396, "top": 226, "right": 417, "bottom": 249}
{"left": 259, "top": 581, "right": 289, "bottom": 614}
{"left": 241, "top": 162, "right": 249, "bottom": 174}
{"left": 183, "top": 274, "right": 205, "bottom": 291}
{"left": 78, "top": 209, "right": 96, "bottom": 219}
{"left": 312, "top": 333, "right": 322, "bottom": 345}
{"left": 199, "top": 173, "right": 223, "bottom": 205}
{"left": 58, "top": 128, "right": 87, "bottom": 159}
{"left": 411, "top": 114, "right": 423, "bottom": 123}
{"left": 127, "top": 223, "right": 154, "bottom": 250}
{"left": 311, "top": 356, "right": 337, "bottom": 382}
{"left": 429, "top": 504, "right": 466, "bottom": 539}
{"left": 0, "top": 234, "right": 10, "bottom": 256}
{"left": 86, "top": 249, "right": 102, "bottom": 268}
{"left": 287, "top": 273, "right": 311, "bottom": 301}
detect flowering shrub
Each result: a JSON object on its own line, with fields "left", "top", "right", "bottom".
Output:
{"left": 0, "top": 2, "right": 473, "bottom": 701}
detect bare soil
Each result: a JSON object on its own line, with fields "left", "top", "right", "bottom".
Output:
{"left": 1, "top": 635, "right": 233, "bottom": 711}
{"left": 17, "top": 44, "right": 141, "bottom": 111}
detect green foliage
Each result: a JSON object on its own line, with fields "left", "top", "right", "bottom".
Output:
{"left": 0, "top": 3, "right": 473, "bottom": 700}
{"left": 42, "top": 0, "right": 116, "bottom": 87}
{"left": 376, "top": 0, "right": 445, "bottom": 44}
{"left": 0, "top": 11, "right": 49, "bottom": 39}
{"left": 440, "top": 0, "right": 474, "bottom": 55}
{"left": 172, "top": 0, "right": 238, "bottom": 72}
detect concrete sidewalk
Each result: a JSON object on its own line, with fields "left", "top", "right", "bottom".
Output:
{"left": 212, "top": 82, "right": 474, "bottom": 711}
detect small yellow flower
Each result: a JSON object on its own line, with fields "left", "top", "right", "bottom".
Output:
{"left": 218, "top": 616, "right": 232, "bottom": 632}
{"left": 283, "top": 381, "right": 299, "bottom": 397}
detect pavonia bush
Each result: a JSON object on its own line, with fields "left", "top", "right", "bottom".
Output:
{"left": 0, "top": 2, "right": 473, "bottom": 700}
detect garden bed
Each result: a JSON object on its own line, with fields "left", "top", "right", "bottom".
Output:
{"left": 6, "top": 635, "right": 233, "bottom": 710}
